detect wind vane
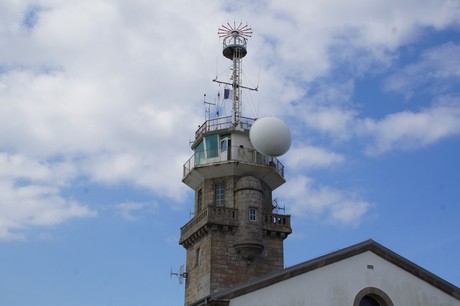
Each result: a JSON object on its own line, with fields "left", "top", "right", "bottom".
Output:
{"left": 218, "top": 22, "right": 253, "bottom": 39}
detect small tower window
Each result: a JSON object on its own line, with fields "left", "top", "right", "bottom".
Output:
{"left": 249, "top": 207, "right": 257, "bottom": 221}
{"left": 197, "top": 189, "right": 203, "bottom": 213}
{"left": 195, "top": 248, "right": 201, "bottom": 267}
{"left": 215, "top": 183, "right": 225, "bottom": 206}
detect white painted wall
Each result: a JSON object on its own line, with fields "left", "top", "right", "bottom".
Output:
{"left": 231, "top": 132, "right": 253, "bottom": 150}
{"left": 229, "top": 251, "right": 460, "bottom": 306}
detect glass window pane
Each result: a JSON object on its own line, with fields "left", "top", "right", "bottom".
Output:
{"left": 195, "top": 141, "right": 205, "bottom": 165}
{"left": 221, "top": 138, "right": 227, "bottom": 153}
{"left": 206, "top": 134, "right": 218, "bottom": 158}
{"left": 249, "top": 208, "right": 256, "bottom": 221}
{"left": 215, "top": 183, "right": 225, "bottom": 206}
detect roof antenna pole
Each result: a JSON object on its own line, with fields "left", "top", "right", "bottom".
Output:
{"left": 204, "top": 94, "right": 215, "bottom": 121}
{"left": 217, "top": 22, "right": 252, "bottom": 127}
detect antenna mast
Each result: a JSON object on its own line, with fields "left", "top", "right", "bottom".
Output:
{"left": 217, "top": 22, "right": 253, "bottom": 125}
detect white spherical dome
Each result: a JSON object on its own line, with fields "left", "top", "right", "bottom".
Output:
{"left": 249, "top": 117, "right": 291, "bottom": 157}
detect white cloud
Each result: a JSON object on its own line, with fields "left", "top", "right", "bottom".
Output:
{"left": 286, "top": 145, "right": 345, "bottom": 169}
{"left": 0, "top": 153, "right": 76, "bottom": 185}
{"left": 279, "top": 175, "right": 372, "bottom": 226}
{"left": 0, "top": 152, "right": 95, "bottom": 241}
{"left": 299, "top": 106, "right": 357, "bottom": 140}
{"left": 0, "top": 178, "right": 96, "bottom": 241}
{"left": 384, "top": 42, "right": 460, "bottom": 98}
{"left": 330, "top": 200, "right": 371, "bottom": 225}
{"left": 1, "top": 0, "right": 459, "bottom": 239}
{"left": 361, "top": 99, "right": 460, "bottom": 155}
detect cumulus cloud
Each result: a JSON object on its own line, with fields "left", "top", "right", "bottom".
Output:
{"left": 1, "top": 0, "right": 460, "bottom": 239}
{"left": 361, "top": 99, "right": 460, "bottom": 155}
{"left": 0, "top": 153, "right": 95, "bottom": 241}
{"left": 286, "top": 145, "right": 345, "bottom": 169}
{"left": 384, "top": 42, "right": 460, "bottom": 98}
{"left": 278, "top": 175, "right": 372, "bottom": 227}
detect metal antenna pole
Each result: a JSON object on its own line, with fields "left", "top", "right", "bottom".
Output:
{"left": 218, "top": 22, "right": 252, "bottom": 126}
{"left": 231, "top": 34, "right": 243, "bottom": 125}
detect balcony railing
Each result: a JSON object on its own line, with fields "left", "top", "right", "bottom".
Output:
{"left": 180, "top": 206, "right": 239, "bottom": 243}
{"left": 180, "top": 205, "right": 292, "bottom": 244}
{"left": 183, "top": 145, "right": 284, "bottom": 179}
{"left": 195, "top": 116, "right": 254, "bottom": 140}
{"left": 263, "top": 213, "right": 292, "bottom": 233}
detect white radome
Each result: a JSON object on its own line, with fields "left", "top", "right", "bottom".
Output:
{"left": 249, "top": 117, "right": 291, "bottom": 157}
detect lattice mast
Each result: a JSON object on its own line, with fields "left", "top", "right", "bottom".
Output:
{"left": 218, "top": 22, "right": 253, "bottom": 125}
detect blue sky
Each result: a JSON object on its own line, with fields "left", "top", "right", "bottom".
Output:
{"left": 1, "top": 0, "right": 460, "bottom": 305}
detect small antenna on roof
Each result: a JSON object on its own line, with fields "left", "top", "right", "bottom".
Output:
{"left": 204, "top": 94, "right": 216, "bottom": 121}
{"left": 170, "top": 264, "right": 187, "bottom": 285}
{"left": 272, "top": 198, "right": 286, "bottom": 214}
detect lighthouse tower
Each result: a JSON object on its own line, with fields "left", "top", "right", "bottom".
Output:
{"left": 179, "top": 23, "right": 292, "bottom": 306}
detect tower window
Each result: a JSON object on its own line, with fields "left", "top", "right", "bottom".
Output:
{"left": 195, "top": 248, "right": 201, "bottom": 267}
{"left": 215, "top": 183, "right": 225, "bottom": 206}
{"left": 220, "top": 137, "right": 228, "bottom": 153}
{"left": 197, "top": 189, "right": 203, "bottom": 213}
{"left": 206, "top": 134, "right": 218, "bottom": 158}
{"left": 249, "top": 207, "right": 257, "bottom": 221}
{"left": 195, "top": 141, "right": 205, "bottom": 165}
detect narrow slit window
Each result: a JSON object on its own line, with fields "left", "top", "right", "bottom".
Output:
{"left": 197, "top": 189, "right": 203, "bottom": 213}
{"left": 195, "top": 248, "right": 200, "bottom": 267}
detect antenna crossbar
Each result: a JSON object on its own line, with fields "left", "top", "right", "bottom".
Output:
{"left": 212, "top": 79, "right": 258, "bottom": 92}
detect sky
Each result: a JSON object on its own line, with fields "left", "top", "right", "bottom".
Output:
{"left": 0, "top": 0, "right": 459, "bottom": 305}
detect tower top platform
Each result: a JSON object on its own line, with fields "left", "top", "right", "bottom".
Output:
{"left": 218, "top": 22, "right": 252, "bottom": 60}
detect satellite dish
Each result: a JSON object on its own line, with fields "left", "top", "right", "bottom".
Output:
{"left": 249, "top": 117, "right": 291, "bottom": 157}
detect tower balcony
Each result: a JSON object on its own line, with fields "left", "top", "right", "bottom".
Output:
{"left": 179, "top": 205, "right": 239, "bottom": 248}
{"left": 183, "top": 115, "right": 286, "bottom": 190}
{"left": 179, "top": 205, "right": 292, "bottom": 248}
{"left": 182, "top": 145, "right": 285, "bottom": 191}
{"left": 263, "top": 213, "right": 292, "bottom": 238}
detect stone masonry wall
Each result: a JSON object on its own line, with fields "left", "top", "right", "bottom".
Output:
{"left": 184, "top": 175, "right": 288, "bottom": 306}
{"left": 185, "top": 237, "right": 211, "bottom": 306}
{"left": 210, "top": 229, "right": 285, "bottom": 292}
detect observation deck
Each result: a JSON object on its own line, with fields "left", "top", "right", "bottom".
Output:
{"left": 182, "top": 116, "right": 286, "bottom": 190}
{"left": 222, "top": 33, "right": 248, "bottom": 60}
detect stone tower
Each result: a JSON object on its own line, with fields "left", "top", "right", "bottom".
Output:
{"left": 179, "top": 24, "right": 292, "bottom": 306}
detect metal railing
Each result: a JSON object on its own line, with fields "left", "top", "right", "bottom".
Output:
{"left": 183, "top": 145, "right": 284, "bottom": 179}
{"left": 195, "top": 116, "right": 255, "bottom": 140}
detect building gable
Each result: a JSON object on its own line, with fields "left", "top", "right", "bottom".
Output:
{"left": 196, "top": 240, "right": 460, "bottom": 306}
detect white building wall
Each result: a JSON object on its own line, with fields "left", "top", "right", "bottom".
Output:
{"left": 231, "top": 132, "right": 253, "bottom": 149}
{"left": 229, "top": 251, "right": 460, "bottom": 306}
